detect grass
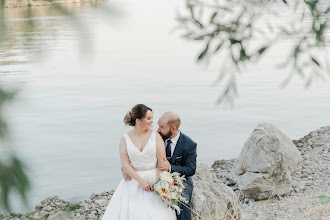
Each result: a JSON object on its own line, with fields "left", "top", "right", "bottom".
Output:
{"left": 298, "top": 194, "right": 330, "bottom": 218}
{"left": 60, "top": 204, "right": 81, "bottom": 213}
{"left": 319, "top": 195, "right": 330, "bottom": 205}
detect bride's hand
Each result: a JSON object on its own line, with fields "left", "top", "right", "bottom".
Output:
{"left": 139, "top": 179, "right": 152, "bottom": 191}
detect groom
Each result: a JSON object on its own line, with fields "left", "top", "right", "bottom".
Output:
{"left": 157, "top": 112, "right": 197, "bottom": 220}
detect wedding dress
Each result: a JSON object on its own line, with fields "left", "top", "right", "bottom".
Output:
{"left": 102, "top": 130, "right": 176, "bottom": 220}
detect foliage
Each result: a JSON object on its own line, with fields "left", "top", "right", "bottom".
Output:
{"left": 0, "top": 88, "right": 30, "bottom": 212}
{"left": 176, "top": 0, "right": 330, "bottom": 104}
{"left": 320, "top": 194, "right": 330, "bottom": 205}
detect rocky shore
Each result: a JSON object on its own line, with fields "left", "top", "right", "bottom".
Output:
{"left": 1, "top": 125, "right": 329, "bottom": 220}
{"left": 1, "top": 0, "right": 106, "bottom": 8}
{"left": 212, "top": 125, "right": 330, "bottom": 219}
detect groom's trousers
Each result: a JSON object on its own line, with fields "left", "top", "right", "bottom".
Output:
{"left": 177, "top": 184, "right": 193, "bottom": 220}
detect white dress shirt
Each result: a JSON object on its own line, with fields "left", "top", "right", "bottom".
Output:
{"left": 165, "top": 131, "right": 180, "bottom": 157}
{"left": 165, "top": 131, "right": 180, "bottom": 172}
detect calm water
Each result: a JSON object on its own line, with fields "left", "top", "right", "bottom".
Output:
{"left": 1, "top": 0, "right": 330, "bottom": 213}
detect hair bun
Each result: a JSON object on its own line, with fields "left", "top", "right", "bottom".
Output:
{"left": 124, "top": 111, "right": 133, "bottom": 126}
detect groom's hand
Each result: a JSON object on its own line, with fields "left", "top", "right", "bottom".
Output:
{"left": 157, "top": 156, "right": 171, "bottom": 171}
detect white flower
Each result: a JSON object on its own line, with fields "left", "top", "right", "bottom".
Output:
{"left": 154, "top": 183, "right": 162, "bottom": 193}
{"left": 172, "top": 172, "right": 180, "bottom": 176}
{"left": 173, "top": 204, "right": 181, "bottom": 213}
{"left": 160, "top": 171, "right": 174, "bottom": 184}
{"left": 170, "top": 192, "right": 177, "bottom": 200}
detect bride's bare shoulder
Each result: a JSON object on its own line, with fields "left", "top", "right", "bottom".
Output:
{"left": 155, "top": 132, "right": 164, "bottom": 145}
{"left": 119, "top": 135, "right": 127, "bottom": 146}
{"left": 155, "top": 132, "right": 162, "bottom": 139}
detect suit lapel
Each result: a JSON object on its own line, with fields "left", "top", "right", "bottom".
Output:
{"left": 171, "top": 132, "right": 184, "bottom": 164}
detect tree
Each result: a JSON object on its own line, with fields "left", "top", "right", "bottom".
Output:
{"left": 176, "top": 0, "right": 330, "bottom": 104}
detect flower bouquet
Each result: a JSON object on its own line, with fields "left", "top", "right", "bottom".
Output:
{"left": 153, "top": 171, "right": 188, "bottom": 213}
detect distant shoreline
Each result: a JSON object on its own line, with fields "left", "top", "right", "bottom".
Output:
{"left": 2, "top": 0, "right": 107, "bottom": 8}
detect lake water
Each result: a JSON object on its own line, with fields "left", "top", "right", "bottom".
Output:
{"left": 0, "top": 0, "right": 329, "bottom": 213}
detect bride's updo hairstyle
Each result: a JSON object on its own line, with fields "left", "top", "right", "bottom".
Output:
{"left": 124, "top": 104, "right": 152, "bottom": 127}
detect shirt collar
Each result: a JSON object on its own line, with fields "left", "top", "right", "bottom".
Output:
{"left": 166, "top": 131, "right": 180, "bottom": 146}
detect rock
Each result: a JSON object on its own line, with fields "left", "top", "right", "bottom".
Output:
{"left": 39, "top": 210, "right": 49, "bottom": 219}
{"left": 211, "top": 159, "right": 236, "bottom": 170}
{"left": 311, "top": 156, "right": 318, "bottom": 161}
{"left": 297, "top": 182, "right": 306, "bottom": 191}
{"left": 42, "top": 206, "right": 53, "bottom": 212}
{"left": 232, "top": 123, "right": 303, "bottom": 200}
{"left": 35, "top": 203, "right": 44, "bottom": 211}
{"left": 191, "top": 163, "right": 240, "bottom": 220}
{"left": 75, "top": 209, "right": 84, "bottom": 214}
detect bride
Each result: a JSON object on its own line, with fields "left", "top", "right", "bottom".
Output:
{"left": 102, "top": 104, "right": 176, "bottom": 220}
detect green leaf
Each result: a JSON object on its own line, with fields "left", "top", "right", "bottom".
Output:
{"left": 311, "top": 56, "right": 321, "bottom": 67}
{"left": 213, "top": 41, "right": 224, "bottom": 53}
{"left": 258, "top": 46, "right": 268, "bottom": 55}
{"left": 229, "top": 38, "right": 241, "bottom": 45}
{"left": 193, "top": 18, "right": 204, "bottom": 28}
{"left": 239, "top": 47, "right": 249, "bottom": 61}
{"left": 293, "top": 45, "right": 301, "bottom": 58}
{"left": 197, "top": 43, "right": 209, "bottom": 61}
{"left": 193, "top": 36, "right": 204, "bottom": 41}
{"left": 282, "top": 0, "right": 288, "bottom": 4}
{"left": 316, "top": 22, "right": 327, "bottom": 43}
{"left": 210, "top": 12, "right": 217, "bottom": 24}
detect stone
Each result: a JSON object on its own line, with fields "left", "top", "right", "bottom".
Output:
{"left": 42, "top": 206, "right": 53, "bottom": 212}
{"left": 39, "top": 210, "right": 49, "bottom": 219}
{"left": 297, "top": 182, "right": 306, "bottom": 191}
{"left": 191, "top": 163, "right": 240, "bottom": 220}
{"left": 232, "top": 123, "right": 303, "bottom": 200}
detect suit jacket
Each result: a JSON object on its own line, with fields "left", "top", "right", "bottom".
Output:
{"left": 168, "top": 132, "right": 197, "bottom": 195}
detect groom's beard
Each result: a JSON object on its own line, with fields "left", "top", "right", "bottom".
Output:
{"left": 159, "top": 130, "right": 172, "bottom": 141}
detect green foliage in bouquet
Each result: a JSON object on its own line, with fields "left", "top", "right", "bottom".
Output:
{"left": 154, "top": 171, "right": 188, "bottom": 213}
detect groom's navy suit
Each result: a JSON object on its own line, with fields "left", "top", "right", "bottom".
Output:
{"left": 167, "top": 132, "right": 197, "bottom": 220}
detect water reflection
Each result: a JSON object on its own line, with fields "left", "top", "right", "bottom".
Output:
{"left": 0, "top": 2, "right": 121, "bottom": 84}
{"left": 0, "top": 1, "right": 122, "bottom": 212}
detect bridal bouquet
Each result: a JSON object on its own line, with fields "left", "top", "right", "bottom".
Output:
{"left": 153, "top": 171, "right": 188, "bottom": 213}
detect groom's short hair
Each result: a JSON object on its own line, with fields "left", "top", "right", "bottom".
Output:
{"left": 164, "top": 112, "right": 181, "bottom": 130}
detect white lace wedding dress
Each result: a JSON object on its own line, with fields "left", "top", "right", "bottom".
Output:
{"left": 102, "top": 130, "right": 176, "bottom": 220}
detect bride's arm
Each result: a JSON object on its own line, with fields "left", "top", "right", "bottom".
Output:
{"left": 119, "top": 136, "right": 151, "bottom": 191}
{"left": 156, "top": 133, "right": 167, "bottom": 176}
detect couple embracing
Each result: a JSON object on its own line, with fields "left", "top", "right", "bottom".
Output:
{"left": 102, "top": 104, "right": 197, "bottom": 220}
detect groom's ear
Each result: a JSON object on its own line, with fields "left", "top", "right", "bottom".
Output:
{"left": 171, "top": 125, "right": 177, "bottom": 132}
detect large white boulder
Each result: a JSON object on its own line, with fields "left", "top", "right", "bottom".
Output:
{"left": 191, "top": 163, "right": 240, "bottom": 219}
{"left": 232, "top": 123, "right": 302, "bottom": 200}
